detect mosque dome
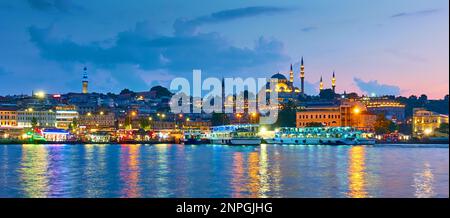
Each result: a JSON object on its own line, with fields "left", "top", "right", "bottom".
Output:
{"left": 271, "top": 73, "right": 287, "bottom": 80}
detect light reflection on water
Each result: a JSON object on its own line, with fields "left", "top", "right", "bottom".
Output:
{"left": 0, "top": 144, "right": 448, "bottom": 198}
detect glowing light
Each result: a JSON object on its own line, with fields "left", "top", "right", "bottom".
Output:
{"left": 100, "top": 111, "right": 104, "bottom": 115}
{"left": 424, "top": 128, "right": 433, "bottom": 135}
{"left": 131, "top": 111, "right": 137, "bottom": 117}
{"left": 353, "top": 107, "right": 361, "bottom": 114}
{"left": 260, "top": 127, "right": 267, "bottom": 133}
{"left": 87, "top": 112, "right": 92, "bottom": 116}
{"left": 35, "top": 91, "right": 46, "bottom": 99}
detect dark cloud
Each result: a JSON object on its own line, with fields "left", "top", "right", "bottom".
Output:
{"left": 29, "top": 24, "right": 287, "bottom": 73}
{"left": 391, "top": 9, "right": 439, "bottom": 18}
{"left": 353, "top": 78, "right": 400, "bottom": 96}
{"left": 28, "top": 5, "right": 290, "bottom": 88}
{"left": 174, "top": 6, "right": 291, "bottom": 35}
{"left": 26, "top": 0, "right": 84, "bottom": 13}
{"left": 300, "top": 26, "right": 317, "bottom": 32}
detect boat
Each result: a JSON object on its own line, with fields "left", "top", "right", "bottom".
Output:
{"left": 209, "top": 124, "right": 261, "bottom": 145}
{"left": 182, "top": 129, "right": 210, "bottom": 144}
{"left": 264, "top": 126, "right": 376, "bottom": 145}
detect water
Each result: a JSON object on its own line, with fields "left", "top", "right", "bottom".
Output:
{"left": 0, "top": 144, "right": 448, "bottom": 198}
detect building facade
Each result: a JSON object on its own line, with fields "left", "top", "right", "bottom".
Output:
{"left": 55, "top": 105, "right": 79, "bottom": 129}
{"left": 0, "top": 108, "right": 17, "bottom": 127}
{"left": 412, "top": 108, "right": 449, "bottom": 137}
{"left": 358, "top": 96, "right": 406, "bottom": 123}
{"left": 17, "top": 109, "right": 57, "bottom": 128}
{"left": 296, "top": 100, "right": 376, "bottom": 130}
{"left": 78, "top": 111, "right": 115, "bottom": 130}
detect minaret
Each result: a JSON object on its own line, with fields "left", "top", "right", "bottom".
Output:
{"left": 300, "top": 57, "right": 305, "bottom": 94}
{"left": 331, "top": 71, "right": 336, "bottom": 93}
{"left": 289, "top": 64, "right": 294, "bottom": 84}
{"left": 82, "top": 67, "right": 88, "bottom": 94}
{"left": 319, "top": 76, "right": 324, "bottom": 91}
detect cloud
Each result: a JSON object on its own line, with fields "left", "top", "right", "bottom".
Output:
{"left": 391, "top": 9, "right": 439, "bottom": 18}
{"left": 353, "top": 78, "right": 400, "bottom": 96}
{"left": 26, "top": 0, "right": 84, "bottom": 13}
{"left": 174, "top": 6, "right": 291, "bottom": 35}
{"left": 28, "top": 10, "right": 289, "bottom": 71}
{"left": 300, "top": 26, "right": 318, "bottom": 32}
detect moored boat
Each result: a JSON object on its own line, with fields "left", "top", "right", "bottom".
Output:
{"left": 264, "top": 126, "right": 375, "bottom": 145}
{"left": 182, "top": 129, "right": 210, "bottom": 144}
{"left": 209, "top": 124, "right": 261, "bottom": 145}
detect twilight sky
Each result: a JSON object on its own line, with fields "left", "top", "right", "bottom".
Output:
{"left": 0, "top": 0, "right": 448, "bottom": 98}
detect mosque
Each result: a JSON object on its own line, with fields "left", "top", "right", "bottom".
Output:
{"left": 266, "top": 57, "right": 337, "bottom": 103}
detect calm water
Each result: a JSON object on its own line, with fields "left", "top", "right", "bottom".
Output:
{"left": 0, "top": 144, "right": 448, "bottom": 198}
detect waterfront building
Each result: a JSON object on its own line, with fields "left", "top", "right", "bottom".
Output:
{"left": 296, "top": 105, "right": 342, "bottom": 127}
{"left": 42, "top": 129, "right": 70, "bottom": 142}
{"left": 0, "top": 107, "right": 17, "bottom": 127}
{"left": 78, "top": 111, "right": 116, "bottom": 130}
{"left": 17, "top": 108, "right": 57, "bottom": 128}
{"left": 358, "top": 96, "right": 406, "bottom": 123}
{"left": 296, "top": 100, "right": 375, "bottom": 130}
{"left": 181, "top": 120, "right": 211, "bottom": 131}
{"left": 55, "top": 105, "right": 79, "bottom": 129}
{"left": 412, "top": 108, "right": 449, "bottom": 137}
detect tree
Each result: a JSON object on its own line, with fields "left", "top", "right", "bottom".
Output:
{"left": 139, "top": 117, "right": 150, "bottom": 130}
{"left": 374, "top": 114, "right": 397, "bottom": 135}
{"left": 274, "top": 101, "right": 297, "bottom": 127}
{"left": 124, "top": 117, "right": 132, "bottom": 129}
{"left": 70, "top": 118, "right": 78, "bottom": 132}
{"left": 150, "top": 85, "right": 173, "bottom": 97}
{"left": 120, "top": 88, "right": 135, "bottom": 95}
{"left": 418, "top": 94, "right": 428, "bottom": 104}
{"left": 31, "top": 117, "right": 38, "bottom": 128}
{"left": 436, "top": 123, "right": 449, "bottom": 135}
{"left": 211, "top": 112, "right": 230, "bottom": 126}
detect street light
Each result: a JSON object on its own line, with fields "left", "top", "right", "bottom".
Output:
{"left": 35, "top": 91, "right": 46, "bottom": 99}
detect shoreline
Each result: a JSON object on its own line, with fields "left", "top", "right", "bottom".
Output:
{"left": 0, "top": 140, "right": 448, "bottom": 145}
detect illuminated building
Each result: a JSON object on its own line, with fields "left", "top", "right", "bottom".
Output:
{"left": 78, "top": 111, "right": 115, "bottom": 130}
{"left": 296, "top": 100, "right": 375, "bottom": 130}
{"left": 296, "top": 106, "right": 342, "bottom": 127}
{"left": 82, "top": 67, "right": 88, "bottom": 94}
{"left": 17, "top": 108, "right": 57, "bottom": 128}
{"left": 0, "top": 107, "right": 17, "bottom": 127}
{"left": 412, "top": 108, "right": 449, "bottom": 138}
{"left": 358, "top": 96, "right": 406, "bottom": 122}
{"left": 55, "top": 105, "right": 79, "bottom": 129}
{"left": 181, "top": 120, "right": 211, "bottom": 131}
{"left": 42, "top": 129, "right": 70, "bottom": 141}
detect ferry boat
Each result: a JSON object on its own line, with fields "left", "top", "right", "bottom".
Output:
{"left": 264, "top": 127, "right": 375, "bottom": 145}
{"left": 209, "top": 124, "right": 261, "bottom": 145}
{"left": 182, "top": 129, "right": 210, "bottom": 144}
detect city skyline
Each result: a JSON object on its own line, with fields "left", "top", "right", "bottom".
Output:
{"left": 0, "top": 0, "right": 448, "bottom": 98}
